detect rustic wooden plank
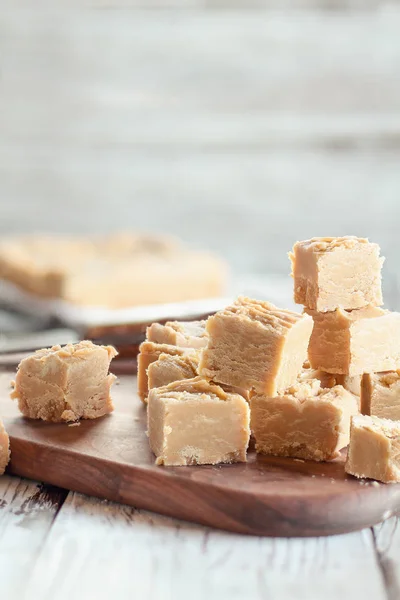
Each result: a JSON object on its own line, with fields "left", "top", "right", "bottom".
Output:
{"left": 25, "top": 492, "right": 387, "bottom": 600}
{"left": 0, "top": 475, "right": 67, "bottom": 598}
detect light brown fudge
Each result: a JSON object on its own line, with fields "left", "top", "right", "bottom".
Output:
{"left": 147, "top": 377, "right": 250, "bottom": 466}
{"left": 147, "top": 351, "right": 249, "bottom": 400}
{"left": 361, "top": 371, "right": 400, "bottom": 420}
{"left": 299, "top": 367, "right": 362, "bottom": 397}
{"left": 0, "top": 419, "right": 10, "bottom": 475}
{"left": 0, "top": 233, "right": 178, "bottom": 298}
{"left": 338, "top": 374, "right": 362, "bottom": 397}
{"left": 298, "top": 367, "right": 339, "bottom": 389}
{"left": 289, "top": 237, "right": 384, "bottom": 312}
{"left": 0, "top": 234, "right": 228, "bottom": 308}
{"left": 10, "top": 341, "right": 117, "bottom": 422}
{"left": 146, "top": 320, "right": 208, "bottom": 349}
{"left": 251, "top": 380, "right": 358, "bottom": 461}
{"left": 147, "top": 352, "right": 199, "bottom": 391}
{"left": 306, "top": 306, "right": 400, "bottom": 376}
{"left": 137, "top": 341, "right": 196, "bottom": 402}
{"left": 345, "top": 414, "right": 400, "bottom": 483}
{"left": 64, "top": 251, "right": 228, "bottom": 308}
{"left": 199, "top": 297, "right": 313, "bottom": 396}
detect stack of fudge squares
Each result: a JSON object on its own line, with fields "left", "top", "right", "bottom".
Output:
{"left": 292, "top": 236, "right": 400, "bottom": 483}
{"left": 141, "top": 236, "right": 400, "bottom": 484}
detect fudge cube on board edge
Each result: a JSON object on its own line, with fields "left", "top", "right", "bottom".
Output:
{"left": 0, "top": 419, "right": 10, "bottom": 475}
{"left": 11, "top": 341, "right": 117, "bottom": 422}
{"left": 345, "top": 414, "right": 400, "bottom": 483}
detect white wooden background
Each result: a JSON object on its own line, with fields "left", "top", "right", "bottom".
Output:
{"left": 1, "top": 2, "right": 400, "bottom": 276}
{"left": 2, "top": 3, "right": 400, "bottom": 598}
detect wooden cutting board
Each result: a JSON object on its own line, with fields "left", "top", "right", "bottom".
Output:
{"left": 1, "top": 371, "right": 399, "bottom": 537}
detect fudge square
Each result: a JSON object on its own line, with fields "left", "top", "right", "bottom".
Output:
{"left": 137, "top": 341, "right": 197, "bottom": 402}
{"left": 298, "top": 366, "right": 362, "bottom": 399}
{"left": 147, "top": 352, "right": 198, "bottom": 391}
{"left": 306, "top": 306, "right": 400, "bottom": 376}
{"left": 361, "top": 371, "right": 400, "bottom": 421}
{"left": 251, "top": 380, "right": 358, "bottom": 461}
{"left": 146, "top": 320, "right": 208, "bottom": 349}
{"left": 0, "top": 418, "right": 10, "bottom": 475}
{"left": 289, "top": 236, "right": 384, "bottom": 312}
{"left": 345, "top": 414, "right": 400, "bottom": 483}
{"left": 199, "top": 297, "right": 313, "bottom": 396}
{"left": 11, "top": 341, "right": 117, "bottom": 422}
{"left": 147, "top": 377, "right": 250, "bottom": 466}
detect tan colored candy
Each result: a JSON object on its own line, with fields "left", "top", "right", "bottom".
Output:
{"left": 290, "top": 236, "right": 384, "bottom": 312}
{"left": 147, "top": 377, "right": 250, "bottom": 466}
{"left": 11, "top": 341, "right": 117, "bottom": 422}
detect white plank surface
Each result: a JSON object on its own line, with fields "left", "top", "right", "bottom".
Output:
{"left": 0, "top": 476, "right": 66, "bottom": 599}
{"left": 23, "top": 491, "right": 388, "bottom": 600}
{"left": 373, "top": 517, "right": 400, "bottom": 600}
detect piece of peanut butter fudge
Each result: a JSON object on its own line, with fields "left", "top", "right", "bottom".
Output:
{"left": 299, "top": 367, "right": 362, "bottom": 397}
{"left": 0, "top": 419, "right": 10, "bottom": 475}
{"left": 338, "top": 374, "right": 362, "bottom": 397}
{"left": 345, "top": 414, "right": 400, "bottom": 483}
{"left": 146, "top": 320, "right": 208, "bottom": 349}
{"left": 251, "top": 380, "right": 358, "bottom": 461}
{"left": 147, "top": 351, "right": 249, "bottom": 400}
{"left": 65, "top": 251, "right": 228, "bottom": 308}
{"left": 147, "top": 377, "right": 250, "bottom": 466}
{"left": 298, "top": 367, "right": 339, "bottom": 389}
{"left": 137, "top": 341, "right": 197, "bottom": 402}
{"left": 289, "top": 237, "right": 384, "bottom": 312}
{"left": 11, "top": 341, "right": 117, "bottom": 422}
{"left": 361, "top": 371, "right": 400, "bottom": 420}
{"left": 306, "top": 306, "right": 400, "bottom": 375}
{"left": 0, "top": 234, "right": 228, "bottom": 308}
{"left": 147, "top": 352, "right": 199, "bottom": 391}
{"left": 199, "top": 297, "right": 313, "bottom": 396}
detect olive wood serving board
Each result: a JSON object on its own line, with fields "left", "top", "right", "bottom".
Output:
{"left": 1, "top": 372, "right": 399, "bottom": 537}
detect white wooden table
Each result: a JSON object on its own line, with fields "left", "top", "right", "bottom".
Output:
{"left": 0, "top": 472, "right": 399, "bottom": 600}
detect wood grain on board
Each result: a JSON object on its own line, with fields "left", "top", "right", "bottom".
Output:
{"left": 1, "top": 372, "right": 399, "bottom": 537}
